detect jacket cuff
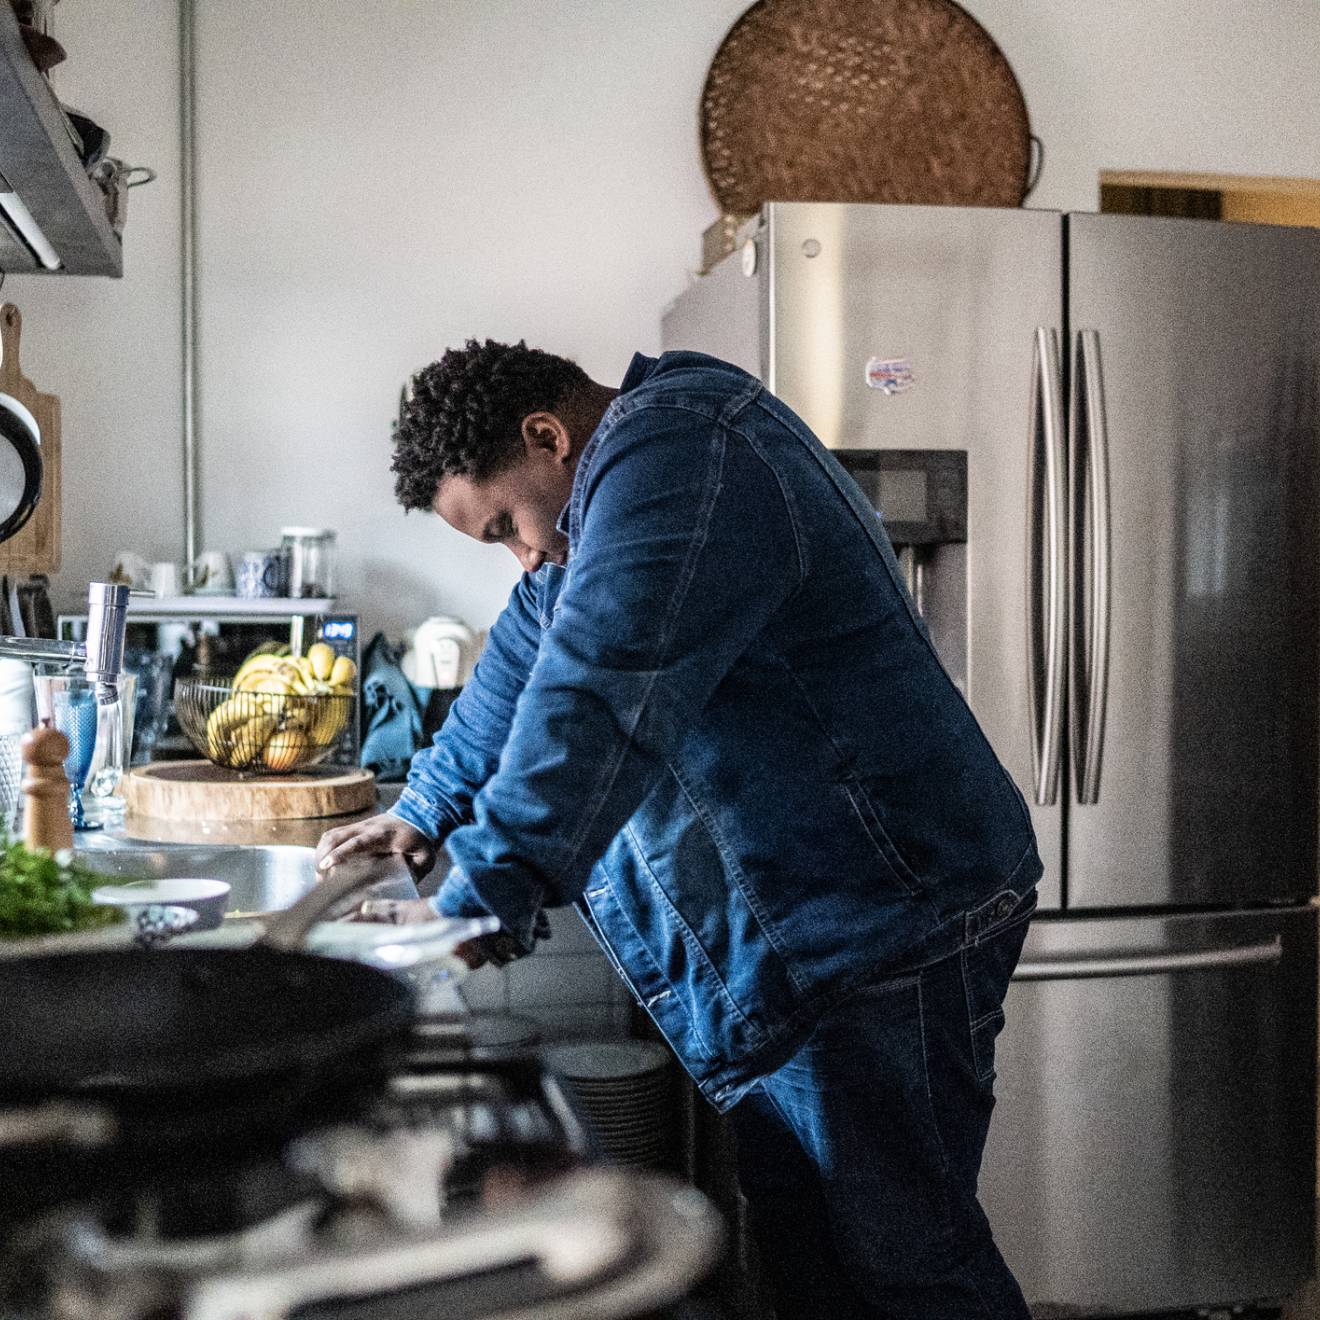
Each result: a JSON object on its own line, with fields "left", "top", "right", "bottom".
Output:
{"left": 428, "top": 865, "right": 540, "bottom": 954}
{"left": 390, "top": 790, "right": 443, "bottom": 838}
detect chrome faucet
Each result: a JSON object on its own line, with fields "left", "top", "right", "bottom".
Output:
{"left": 0, "top": 582, "right": 131, "bottom": 696}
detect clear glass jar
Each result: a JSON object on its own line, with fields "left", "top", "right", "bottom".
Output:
{"left": 280, "top": 527, "right": 337, "bottom": 599}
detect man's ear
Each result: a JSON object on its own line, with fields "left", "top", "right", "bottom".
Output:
{"left": 521, "top": 411, "right": 572, "bottom": 463}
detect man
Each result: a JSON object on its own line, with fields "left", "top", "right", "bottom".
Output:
{"left": 317, "top": 339, "right": 1040, "bottom": 1318}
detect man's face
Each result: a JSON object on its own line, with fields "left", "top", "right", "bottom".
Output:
{"left": 432, "top": 412, "right": 575, "bottom": 573}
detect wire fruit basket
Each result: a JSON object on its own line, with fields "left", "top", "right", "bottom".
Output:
{"left": 175, "top": 678, "right": 354, "bottom": 774}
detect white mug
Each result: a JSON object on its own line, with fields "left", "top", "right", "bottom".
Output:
{"left": 193, "top": 550, "right": 234, "bottom": 593}
{"left": 148, "top": 561, "right": 181, "bottom": 597}
{"left": 111, "top": 550, "right": 150, "bottom": 590}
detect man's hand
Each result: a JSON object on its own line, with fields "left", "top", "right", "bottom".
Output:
{"left": 351, "top": 893, "right": 524, "bottom": 971}
{"left": 315, "top": 815, "right": 438, "bottom": 878}
{"left": 450, "top": 933, "right": 524, "bottom": 970}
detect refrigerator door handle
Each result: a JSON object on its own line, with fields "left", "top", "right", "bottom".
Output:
{"left": 1013, "top": 936, "right": 1282, "bottom": 981}
{"left": 1071, "top": 329, "right": 1112, "bottom": 805}
{"left": 1026, "top": 327, "right": 1066, "bottom": 807}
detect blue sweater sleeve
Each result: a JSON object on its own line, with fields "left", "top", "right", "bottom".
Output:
{"left": 391, "top": 571, "right": 541, "bottom": 841}
{"left": 432, "top": 403, "right": 803, "bottom": 949}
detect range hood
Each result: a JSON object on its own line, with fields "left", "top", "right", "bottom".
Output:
{"left": 0, "top": 3, "right": 121, "bottom": 276}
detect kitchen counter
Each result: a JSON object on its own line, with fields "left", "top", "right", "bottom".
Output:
{"left": 70, "top": 794, "right": 470, "bottom": 1015}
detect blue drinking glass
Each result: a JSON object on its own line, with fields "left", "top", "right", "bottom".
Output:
{"left": 33, "top": 679, "right": 101, "bottom": 834}
{"left": 54, "top": 687, "right": 99, "bottom": 832}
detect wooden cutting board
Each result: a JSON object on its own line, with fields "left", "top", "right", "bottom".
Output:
{"left": 0, "top": 303, "right": 60, "bottom": 573}
{"left": 125, "top": 761, "right": 377, "bottom": 822}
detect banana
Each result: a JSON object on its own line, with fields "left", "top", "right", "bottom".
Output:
{"left": 206, "top": 653, "right": 353, "bottom": 769}
{"left": 205, "top": 721, "right": 229, "bottom": 761}
{"left": 206, "top": 695, "right": 265, "bottom": 760}
{"left": 283, "top": 694, "right": 321, "bottom": 734}
{"left": 233, "top": 669, "right": 279, "bottom": 694}
{"left": 309, "top": 699, "right": 349, "bottom": 744}
{"left": 239, "top": 673, "right": 296, "bottom": 697}
{"left": 206, "top": 696, "right": 247, "bottom": 738}
{"left": 205, "top": 704, "right": 278, "bottom": 768}
{"left": 306, "top": 642, "right": 336, "bottom": 682}
{"left": 246, "top": 640, "right": 290, "bottom": 659}
{"left": 229, "top": 712, "right": 279, "bottom": 765}
{"left": 286, "top": 661, "right": 315, "bottom": 694}
{"left": 329, "top": 655, "right": 356, "bottom": 688}
{"left": 233, "top": 653, "right": 284, "bottom": 685}
{"left": 233, "top": 656, "right": 312, "bottom": 693}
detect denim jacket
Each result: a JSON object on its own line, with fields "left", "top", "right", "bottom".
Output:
{"left": 394, "top": 351, "right": 1041, "bottom": 1109}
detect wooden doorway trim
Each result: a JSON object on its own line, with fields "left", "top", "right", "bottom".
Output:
{"left": 1100, "top": 169, "right": 1320, "bottom": 227}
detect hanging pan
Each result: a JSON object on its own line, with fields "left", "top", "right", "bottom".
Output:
{"left": 0, "top": 306, "right": 43, "bottom": 545}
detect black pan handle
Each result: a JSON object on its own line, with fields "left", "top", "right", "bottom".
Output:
{"left": 0, "top": 1100, "right": 116, "bottom": 1150}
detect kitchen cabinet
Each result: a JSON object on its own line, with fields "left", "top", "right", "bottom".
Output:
{"left": 0, "top": 3, "right": 121, "bottom": 276}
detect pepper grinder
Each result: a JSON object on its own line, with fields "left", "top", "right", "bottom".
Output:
{"left": 21, "top": 723, "right": 73, "bottom": 854}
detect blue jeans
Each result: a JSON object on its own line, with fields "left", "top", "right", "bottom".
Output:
{"left": 730, "top": 897, "right": 1034, "bottom": 1318}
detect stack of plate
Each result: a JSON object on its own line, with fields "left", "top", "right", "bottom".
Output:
{"left": 545, "top": 1041, "right": 675, "bottom": 1169}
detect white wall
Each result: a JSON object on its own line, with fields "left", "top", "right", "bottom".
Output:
{"left": 5, "top": 0, "right": 181, "bottom": 600}
{"left": 9, "top": 0, "right": 1320, "bottom": 636}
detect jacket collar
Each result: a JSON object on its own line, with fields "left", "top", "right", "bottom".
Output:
{"left": 557, "top": 352, "right": 654, "bottom": 540}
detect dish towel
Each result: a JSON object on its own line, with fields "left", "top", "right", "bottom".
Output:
{"left": 358, "top": 632, "right": 427, "bottom": 783}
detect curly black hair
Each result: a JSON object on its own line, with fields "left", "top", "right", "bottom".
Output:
{"left": 391, "top": 338, "right": 590, "bottom": 511}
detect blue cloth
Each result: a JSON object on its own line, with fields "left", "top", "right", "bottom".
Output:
{"left": 731, "top": 890, "right": 1035, "bottom": 1318}
{"left": 358, "top": 632, "right": 426, "bottom": 782}
{"left": 394, "top": 350, "right": 1041, "bottom": 1110}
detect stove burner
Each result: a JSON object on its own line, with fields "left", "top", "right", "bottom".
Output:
{"left": 0, "top": 1013, "right": 607, "bottom": 1320}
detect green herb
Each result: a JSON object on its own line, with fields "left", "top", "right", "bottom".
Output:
{"left": 0, "top": 835, "right": 125, "bottom": 939}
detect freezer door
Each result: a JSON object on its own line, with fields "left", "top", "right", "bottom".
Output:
{"left": 660, "top": 228, "right": 764, "bottom": 376}
{"left": 981, "top": 907, "right": 1317, "bottom": 1314}
{"left": 765, "top": 202, "right": 1067, "bottom": 908}
{"left": 1066, "top": 213, "right": 1320, "bottom": 907}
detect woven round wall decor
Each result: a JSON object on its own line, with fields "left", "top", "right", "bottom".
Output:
{"left": 701, "top": 0, "right": 1033, "bottom": 215}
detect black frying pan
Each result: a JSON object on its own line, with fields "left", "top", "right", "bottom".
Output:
{"left": 0, "top": 390, "right": 42, "bottom": 544}
{"left": 0, "top": 945, "right": 411, "bottom": 1098}
{"left": 0, "top": 867, "right": 417, "bottom": 1225}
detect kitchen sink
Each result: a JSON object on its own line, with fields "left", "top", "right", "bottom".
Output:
{"left": 74, "top": 838, "right": 417, "bottom": 915}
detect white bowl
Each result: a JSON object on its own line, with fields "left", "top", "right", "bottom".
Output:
{"left": 92, "top": 878, "right": 231, "bottom": 932}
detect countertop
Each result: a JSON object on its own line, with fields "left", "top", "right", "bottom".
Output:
{"left": 69, "top": 781, "right": 469, "bottom": 1014}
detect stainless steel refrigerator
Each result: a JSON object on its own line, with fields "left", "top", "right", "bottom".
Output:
{"left": 662, "top": 201, "right": 1318, "bottom": 1315}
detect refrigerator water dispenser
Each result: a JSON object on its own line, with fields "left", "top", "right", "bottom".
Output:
{"left": 837, "top": 449, "right": 968, "bottom": 693}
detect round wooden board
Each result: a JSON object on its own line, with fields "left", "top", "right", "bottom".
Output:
{"left": 125, "top": 761, "right": 377, "bottom": 822}
{"left": 700, "top": 0, "right": 1032, "bottom": 214}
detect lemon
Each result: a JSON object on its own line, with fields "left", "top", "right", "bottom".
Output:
{"left": 264, "top": 728, "right": 311, "bottom": 772}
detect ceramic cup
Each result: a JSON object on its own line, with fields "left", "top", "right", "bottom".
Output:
{"left": 111, "top": 550, "right": 150, "bottom": 591}
{"left": 192, "top": 550, "right": 234, "bottom": 594}
{"left": 148, "top": 561, "right": 181, "bottom": 597}
{"left": 236, "top": 550, "right": 285, "bottom": 599}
